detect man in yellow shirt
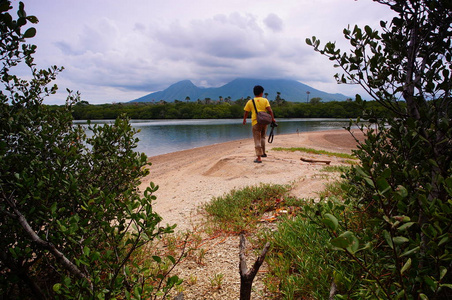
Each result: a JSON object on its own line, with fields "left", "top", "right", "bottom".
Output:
{"left": 242, "top": 85, "right": 276, "bottom": 163}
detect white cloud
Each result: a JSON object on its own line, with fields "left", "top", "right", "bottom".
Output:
{"left": 19, "top": 0, "right": 395, "bottom": 104}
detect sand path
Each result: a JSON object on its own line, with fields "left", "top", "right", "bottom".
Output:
{"left": 140, "top": 129, "right": 364, "bottom": 231}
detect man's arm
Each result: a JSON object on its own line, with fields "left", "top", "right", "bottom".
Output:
{"left": 243, "top": 110, "right": 249, "bottom": 125}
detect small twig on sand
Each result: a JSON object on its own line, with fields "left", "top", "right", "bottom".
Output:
{"left": 300, "top": 157, "right": 331, "bottom": 164}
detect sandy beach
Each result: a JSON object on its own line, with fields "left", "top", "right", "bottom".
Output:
{"left": 138, "top": 128, "right": 365, "bottom": 299}
{"left": 139, "top": 129, "right": 364, "bottom": 231}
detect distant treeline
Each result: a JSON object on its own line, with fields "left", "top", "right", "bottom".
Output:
{"left": 62, "top": 99, "right": 392, "bottom": 120}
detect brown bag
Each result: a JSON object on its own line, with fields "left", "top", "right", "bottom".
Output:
{"left": 252, "top": 99, "right": 272, "bottom": 125}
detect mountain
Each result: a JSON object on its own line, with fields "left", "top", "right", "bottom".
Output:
{"left": 130, "top": 78, "right": 351, "bottom": 103}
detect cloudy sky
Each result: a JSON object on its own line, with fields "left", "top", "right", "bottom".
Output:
{"left": 18, "top": 0, "right": 395, "bottom": 104}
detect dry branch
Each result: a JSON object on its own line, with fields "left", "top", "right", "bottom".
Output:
{"left": 300, "top": 157, "right": 331, "bottom": 164}
{"left": 239, "top": 234, "right": 270, "bottom": 300}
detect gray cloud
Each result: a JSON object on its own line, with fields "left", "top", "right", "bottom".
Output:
{"left": 264, "top": 13, "right": 283, "bottom": 32}
{"left": 153, "top": 13, "right": 265, "bottom": 60}
{"left": 22, "top": 0, "right": 395, "bottom": 104}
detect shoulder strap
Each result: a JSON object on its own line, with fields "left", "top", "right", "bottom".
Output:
{"left": 252, "top": 98, "right": 258, "bottom": 113}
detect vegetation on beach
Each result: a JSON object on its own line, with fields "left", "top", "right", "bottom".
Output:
{"left": 205, "top": 0, "right": 452, "bottom": 298}
{"left": 202, "top": 183, "right": 291, "bottom": 234}
{"left": 201, "top": 181, "right": 358, "bottom": 299}
{"left": 305, "top": 0, "right": 452, "bottom": 298}
{"left": 272, "top": 146, "right": 357, "bottom": 160}
{"left": 0, "top": 2, "right": 181, "bottom": 298}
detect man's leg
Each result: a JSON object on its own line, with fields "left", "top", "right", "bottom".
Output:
{"left": 260, "top": 125, "right": 268, "bottom": 157}
{"left": 252, "top": 124, "right": 264, "bottom": 162}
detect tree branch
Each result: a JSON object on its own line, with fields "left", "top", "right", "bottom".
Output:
{"left": 5, "top": 196, "right": 92, "bottom": 289}
{"left": 239, "top": 234, "right": 270, "bottom": 300}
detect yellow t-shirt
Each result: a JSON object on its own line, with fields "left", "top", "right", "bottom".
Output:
{"left": 244, "top": 97, "right": 271, "bottom": 126}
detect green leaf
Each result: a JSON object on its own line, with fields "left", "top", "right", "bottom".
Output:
{"left": 428, "top": 159, "right": 439, "bottom": 168}
{"left": 438, "top": 236, "right": 449, "bottom": 246}
{"left": 401, "top": 246, "right": 419, "bottom": 257}
{"left": 152, "top": 256, "right": 162, "bottom": 263}
{"left": 26, "top": 15, "right": 39, "bottom": 23}
{"left": 355, "top": 166, "right": 369, "bottom": 178}
{"left": 331, "top": 231, "right": 359, "bottom": 253}
{"left": 364, "top": 177, "right": 375, "bottom": 187}
{"left": 397, "top": 222, "right": 415, "bottom": 231}
{"left": 23, "top": 27, "right": 36, "bottom": 38}
{"left": 331, "top": 234, "right": 350, "bottom": 249}
{"left": 92, "top": 251, "right": 100, "bottom": 261}
{"left": 322, "top": 213, "right": 339, "bottom": 231}
{"left": 400, "top": 258, "right": 411, "bottom": 274}
{"left": 348, "top": 235, "right": 359, "bottom": 254}
{"left": 383, "top": 230, "right": 393, "bottom": 249}
{"left": 141, "top": 233, "right": 149, "bottom": 241}
{"left": 380, "top": 167, "right": 391, "bottom": 179}
{"left": 396, "top": 185, "right": 408, "bottom": 198}
{"left": 356, "top": 242, "right": 371, "bottom": 253}
{"left": 53, "top": 283, "right": 62, "bottom": 293}
{"left": 393, "top": 236, "right": 409, "bottom": 245}
{"left": 376, "top": 176, "right": 391, "bottom": 194}
{"left": 395, "top": 289, "right": 405, "bottom": 300}
{"left": 167, "top": 255, "right": 176, "bottom": 264}
{"left": 440, "top": 266, "right": 447, "bottom": 280}
{"left": 423, "top": 276, "right": 437, "bottom": 290}
{"left": 50, "top": 202, "right": 57, "bottom": 214}
{"left": 419, "top": 293, "right": 429, "bottom": 300}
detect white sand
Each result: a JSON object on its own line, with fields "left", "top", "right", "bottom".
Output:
{"left": 139, "top": 129, "right": 364, "bottom": 231}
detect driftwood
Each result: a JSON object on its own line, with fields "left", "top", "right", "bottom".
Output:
{"left": 239, "top": 234, "right": 270, "bottom": 300}
{"left": 300, "top": 157, "right": 331, "bottom": 165}
{"left": 329, "top": 280, "right": 338, "bottom": 300}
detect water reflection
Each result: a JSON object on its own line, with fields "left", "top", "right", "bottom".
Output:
{"left": 75, "top": 119, "right": 354, "bottom": 157}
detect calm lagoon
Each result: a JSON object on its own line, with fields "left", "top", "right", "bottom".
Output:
{"left": 76, "top": 118, "right": 354, "bottom": 157}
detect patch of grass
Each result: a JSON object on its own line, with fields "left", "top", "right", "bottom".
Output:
{"left": 317, "top": 179, "right": 356, "bottom": 200}
{"left": 209, "top": 273, "right": 224, "bottom": 290}
{"left": 320, "top": 165, "right": 351, "bottom": 173}
{"left": 261, "top": 214, "right": 337, "bottom": 299}
{"left": 202, "top": 183, "right": 290, "bottom": 233}
{"left": 272, "top": 146, "right": 356, "bottom": 160}
{"left": 260, "top": 195, "right": 365, "bottom": 299}
{"left": 201, "top": 181, "right": 364, "bottom": 298}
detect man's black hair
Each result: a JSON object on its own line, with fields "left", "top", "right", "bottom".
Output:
{"left": 253, "top": 85, "right": 264, "bottom": 96}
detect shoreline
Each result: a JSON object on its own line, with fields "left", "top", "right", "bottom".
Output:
{"left": 140, "top": 129, "right": 365, "bottom": 231}
{"left": 146, "top": 128, "right": 362, "bottom": 160}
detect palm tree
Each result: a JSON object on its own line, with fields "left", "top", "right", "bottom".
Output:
{"left": 275, "top": 92, "right": 282, "bottom": 105}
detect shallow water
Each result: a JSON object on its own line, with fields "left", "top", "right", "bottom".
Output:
{"left": 75, "top": 118, "right": 354, "bottom": 156}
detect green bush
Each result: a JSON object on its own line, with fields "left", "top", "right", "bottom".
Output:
{"left": 0, "top": 1, "right": 181, "bottom": 298}
{"left": 263, "top": 211, "right": 342, "bottom": 299}
{"left": 307, "top": 1, "right": 452, "bottom": 298}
